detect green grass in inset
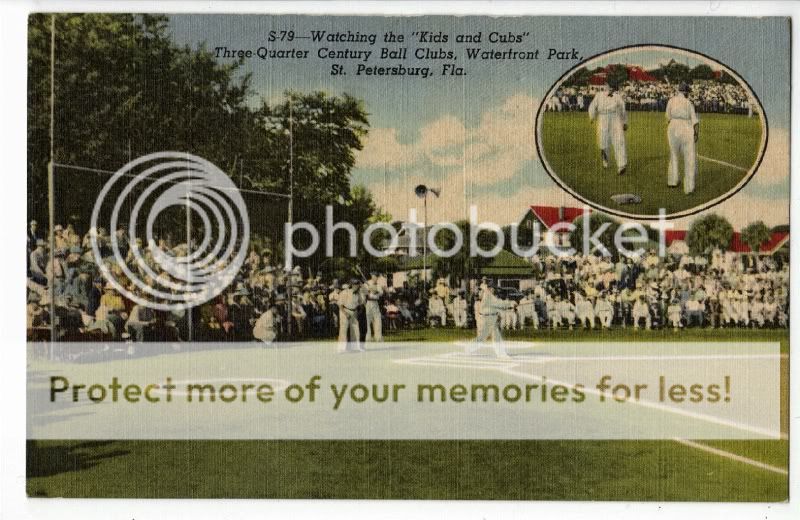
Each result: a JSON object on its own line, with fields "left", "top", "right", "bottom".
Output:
{"left": 540, "top": 111, "right": 763, "bottom": 215}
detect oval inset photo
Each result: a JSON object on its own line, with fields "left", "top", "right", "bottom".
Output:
{"left": 536, "top": 45, "right": 767, "bottom": 219}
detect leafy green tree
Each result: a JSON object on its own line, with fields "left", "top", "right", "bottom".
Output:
{"left": 430, "top": 220, "right": 496, "bottom": 285}
{"left": 569, "top": 213, "right": 622, "bottom": 259}
{"left": 565, "top": 66, "right": 593, "bottom": 86}
{"left": 253, "top": 91, "right": 368, "bottom": 205}
{"left": 649, "top": 59, "right": 691, "bottom": 84}
{"left": 689, "top": 64, "right": 715, "bottom": 81}
{"left": 287, "top": 184, "right": 392, "bottom": 277}
{"left": 605, "top": 64, "right": 628, "bottom": 87}
{"left": 28, "top": 14, "right": 371, "bottom": 244}
{"left": 741, "top": 221, "right": 771, "bottom": 254}
{"left": 29, "top": 14, "right": 259, "bottom": 224}
{"left": 686, "top": 214, "right": 734, "bottom": 255}
{"left": 717, "top": 70, "right": 738, "bottom": 85}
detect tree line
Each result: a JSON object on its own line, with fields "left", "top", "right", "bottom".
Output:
{"left": 28, "top": 13, "right": 390, "bottom": 277}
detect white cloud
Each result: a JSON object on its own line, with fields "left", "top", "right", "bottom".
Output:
{"left": 355, "top": 127, "right": 421, "bottom": 169}
{"left": 355, "top": 93, "right": 540, "bottom": 186}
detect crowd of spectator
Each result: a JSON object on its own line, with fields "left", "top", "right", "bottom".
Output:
{"left": 27, "top": 219, "right": 788, "bottom": 351}
{"left": 545, "top": 80, "right": 753, "bottom": 115}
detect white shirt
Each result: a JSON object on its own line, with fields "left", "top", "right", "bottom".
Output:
{"left": 666, "top": 92, "right": 699, "bottom": 124}
{"left": 589, "top": 91, "right": 627, "bottom": 121}
{"left": 253, "top": 309, "right": 278, "bottom": 341}
{"left": 338, "top": 288, "right": 363, "bottom": 311}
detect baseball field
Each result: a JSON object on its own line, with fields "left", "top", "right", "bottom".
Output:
{"left": 538, "top": 111, "right": 764, "bottom": 216}
{"left": 27, "top": 326, "right": 788, "bottom": 500}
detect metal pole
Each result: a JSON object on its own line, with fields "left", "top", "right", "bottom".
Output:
{"left": 285, "top": 96, "right": 294, "bottom": 338}
{"left": 47, "top": 14, "right": 56, "bottom": 346}
{"left": 185, "top": 171, "right": 193, "bottom": 342}
{"left": 422, "top": 193, "right": 427, "bottom": 295}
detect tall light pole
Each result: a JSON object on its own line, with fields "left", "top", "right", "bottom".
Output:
{"left": 286, "top": 95, "right": 294, "bottom": 337}
{"left": 48, "top": 14, "right": 56, "bottom": 345}
{"left": 414, "top": 184, "right": 439, "bottom": 294}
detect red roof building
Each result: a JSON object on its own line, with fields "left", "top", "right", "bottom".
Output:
{"left": 528, "top": 205, "right": 587, "bottom": 232}
{"left": 588, "top": 64, "right": 659, "bottom": 85}
{"left": 626, "top": 65, "right": 658, "bottom": 82}
{"left": 523, "top": 206, "right": 789, "bottom": 255}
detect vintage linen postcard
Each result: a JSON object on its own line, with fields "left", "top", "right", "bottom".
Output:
{"left": 26, "top": 13, "right": 789, "bottom": 500}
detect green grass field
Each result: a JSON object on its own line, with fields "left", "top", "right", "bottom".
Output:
{"left": 27, "top": 327, "right": 788, "bottom": 500}
{"left": 539, "top": 111, "right": 763, "bottom": 215}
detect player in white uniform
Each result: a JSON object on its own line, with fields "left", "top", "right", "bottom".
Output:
{"left": 667, "top": 298, "right": 683, "bottom": 329}
{"left": 466, "top": 283, "right": 515, "bottom": 358}
{"left": 547, "top": 295, "right": 559, "bottom": 329}
{"left": 632, "top": 297, "right": 652, "bottom": 330}
{"left": 473, "top": 296, "right": 483, "bottom": 331}
{"left": 451, "top": 290, "right": 468, "bottom": 328}
{"left": 517, "top": 292, "right": 536, "bottom": 329}
{"left": 429, "top": 293, "right": 447, "bottom": 327}
{"left": 556, "top": 297, "right": 577, "bottom": 330}
{"left": 576, "top": 295, "right": 596, "bottom": 329}
{"left": 337, "top": 279, "right": 364, "bottom": 353}
{"left": 364, "top": 272, "right": 385, "bottom": 342}
{"left": 665, "top": 82, "right": 700, "bottom": 194}
{"left": 588, "top": 79, "right": 628, "bottom": 175}
{"left": 253, "top": 303, "right": 280, "bottom": 345}
{"left": 502, "top": 300, "right": 518, "bottom": 330}
{"left": 594, "top": 293, "right": 614, "bottom": 329}
{"left": 749, "top": 296, "right": 765, "bottom": 328}
{"left": 734, "top": 293, "right": 750, "bottom": 327}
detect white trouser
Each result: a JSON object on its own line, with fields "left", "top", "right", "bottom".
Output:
{"left": 737, "top": 309, "right": 749, "bottom": 326}
{"left": 668, "top": 313, "right": 682, "bottom": 328}
{"left": 523, "top": 308, "right": 539, "bottom": 329}
{"left": 531, "top": 309, "right": 539, "bottom": 329}
{"left": 434, "top": 311, "right": 446, "bottom": 326}
{"left": 668, "top": 120, "right": 697, "bottom": 193}
{"left": 365, "top": 301, "right": 382, "bottom": 342}
{"left": 453, "top": 308, "right": 467, "bottom": 327}
{"left": 338, "top": 308, "right": 360, "bottom": 351}
{"left": 578, "top": 312, "right": 595, "bottom": 328}
{"left": 597, "top": 311, "right": 612, "bottom": 328}
{"left": 501, "top": 311, "right": 511, "bottom": 329}
{"left": 468, "top": 314, "right": 507, "bottom": 357}
{"left": 722, "top": 307, "right": 734, "bottom": 324}
{"left": 549, "top": 311, "right": 560, "bottom": 328}
{"left": 596, "top": 114, "right": 627, "bottom": 170}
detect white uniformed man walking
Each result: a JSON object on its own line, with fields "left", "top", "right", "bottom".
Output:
{"left": 588, "top": 78, "right": 628, "bottom": 175}
{"left": 666, "top": 82, "right": 699, "bottom": 193}
{"left": 466, "top": 282, "right": 515, "bottom": 358}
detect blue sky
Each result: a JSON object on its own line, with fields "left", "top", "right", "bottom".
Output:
{"left": 168, "top": 15, "right": 790, "bottom": 228}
